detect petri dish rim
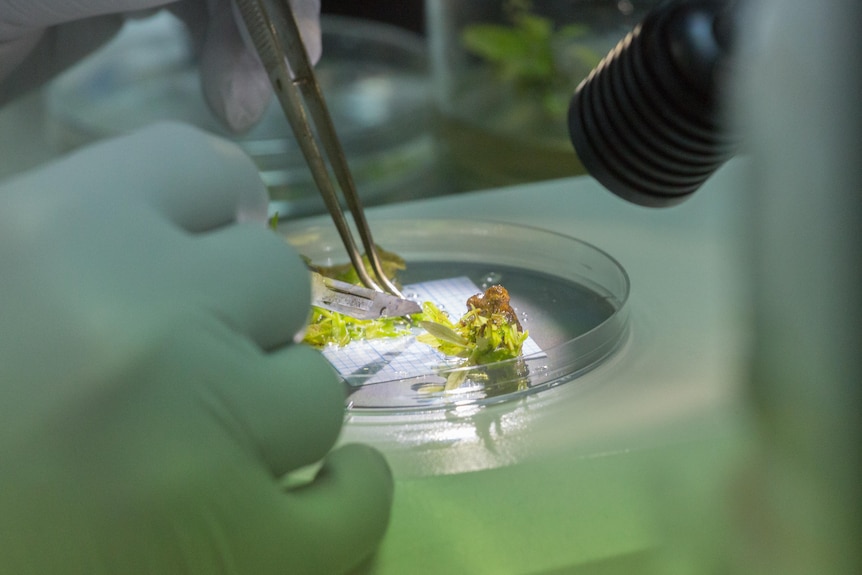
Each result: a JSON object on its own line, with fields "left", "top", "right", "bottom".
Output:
{"left": 282, "top": 218, "right": 631, "bottom": 413}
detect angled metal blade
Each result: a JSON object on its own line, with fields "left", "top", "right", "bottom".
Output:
{"left": 310, "top": 273, "right": 421, "bottom": 320}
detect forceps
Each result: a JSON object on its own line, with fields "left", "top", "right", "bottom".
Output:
{"left": 235, "top": 0, "right": 403, "bottom": 297}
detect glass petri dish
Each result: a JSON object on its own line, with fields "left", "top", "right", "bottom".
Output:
{"left": 283, "top": 218, "right": 630, "bottom": 412}
{"left": 46, "top": 12, "right": 439, "bottom": 218}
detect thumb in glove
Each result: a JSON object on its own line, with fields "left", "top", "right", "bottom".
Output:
{"left": 194, "top": 0, "right": 321, "bottom": 132}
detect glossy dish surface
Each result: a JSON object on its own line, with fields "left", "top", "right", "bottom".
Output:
{"left": 283, "top": 218, "right": 630, "bottom": 412}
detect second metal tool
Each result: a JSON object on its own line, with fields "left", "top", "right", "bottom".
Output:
{"left": 235, "top": 0, "right": 405, "bottom": 297}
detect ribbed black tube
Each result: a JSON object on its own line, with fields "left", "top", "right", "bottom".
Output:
{"left": 568, "top": 0, "right": 739, "bottom": 206}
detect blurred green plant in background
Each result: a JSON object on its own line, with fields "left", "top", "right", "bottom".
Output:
{"left": 461, "top": 0, "right": 602, "bottom": 120}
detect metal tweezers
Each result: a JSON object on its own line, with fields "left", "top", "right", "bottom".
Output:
{"left": 235, "top": 0, "right": 403, "bottom": 297}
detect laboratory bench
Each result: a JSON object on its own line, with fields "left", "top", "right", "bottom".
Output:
{"left": 1, "top": 89, "right": 752, "bottom": 574}
{"left": 319, "top": 160, "right": 752, "bottom": 574}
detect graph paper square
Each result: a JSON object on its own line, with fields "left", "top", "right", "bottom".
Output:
{"left": 321, "top": 276, "right": 543, "bottom": 386}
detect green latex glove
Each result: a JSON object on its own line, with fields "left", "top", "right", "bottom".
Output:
{"left": 0, "top": 123, "right": 392, "bottom": 574}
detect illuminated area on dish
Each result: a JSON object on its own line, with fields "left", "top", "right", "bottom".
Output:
{"left": 284, "top": 218, "right": 630, "bottom": 412}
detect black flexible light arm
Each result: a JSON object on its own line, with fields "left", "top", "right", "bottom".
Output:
{"left": 568, "top": 0, "right": 742, "bottom": 207}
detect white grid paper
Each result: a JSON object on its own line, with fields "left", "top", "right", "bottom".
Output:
{"left": 321, "top": 276, "right": 543, "bottom": 386}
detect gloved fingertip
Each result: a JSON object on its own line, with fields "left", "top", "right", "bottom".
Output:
{"left": 312, "top": 443, "right": 394, "bottom": 553}
{"left": 313, "top": 443, "right": 395, "bottom": 524}
{"left": 288, "top": 0, "right": 322, "bottom": 64}
{"left": 299, "top": 20, "right": 322, "bottom": 65}
{"left": 200, "top": 5, "right": 274, "bottom": 133}
{"left": 322, "top": 443, "right": 394, "bottom": 491}
{"left": 201, "top": 56, "right": 273, "bottom": 133}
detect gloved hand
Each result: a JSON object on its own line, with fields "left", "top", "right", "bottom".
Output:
{"left": 0, "top": 0, "right": 321, "bottom": 131}
{"left": 0, "top": 123, "right": 392, "bottom": 574}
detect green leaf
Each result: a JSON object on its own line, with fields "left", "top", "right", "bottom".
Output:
{"left": 557, "top": 23, "right": 590, "bottom": 39}
{"left": 419, "top": 320, "right": 469, "bottom": 346}
{"left": 268, "top": 212, "right": 280, "bottom": 231}
{"left": 462, "top": 25, "right": 532, "bottom": 63}
{"left": 302, "top": 305, "right": 412, "bottom": 348}
{"left": 516, "top": 14, "right": 553, "bottom": 43}
{"left": 444, "top": 370, "right": 469, "bottom": 391}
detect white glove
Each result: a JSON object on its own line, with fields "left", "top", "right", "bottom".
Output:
{"left": 0, "top": 0, "right": 321, "bottom": 132}
{"left": 0, "top": 123, "right": 392, "bottom": 574}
